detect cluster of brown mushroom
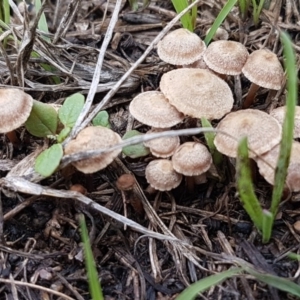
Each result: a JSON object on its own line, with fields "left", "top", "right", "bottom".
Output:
{"left": 127, "top": 28, "right": 300, "bottom": 193}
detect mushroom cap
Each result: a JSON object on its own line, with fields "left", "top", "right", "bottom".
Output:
{"left": 160, "top": 68, "right": 234, "bottom": 120}
{"left": 144, "top": 128, "right": 180, "bottom": 158}
{"left": 205, "top": 27, "right": 229, "bottom": 41}
{"left": 172, "top": 142, "right": 212, "bottom": 176}
{"left": 129, "top": 91, "right": 184, "bottom": 128}
{"left": 116, "top": 174, "right": 135, "bottom": 191}
{"left": 214, "top": 109, "right": 282, "bottom": 158}
{"left": 64, "top": 126, "right": 122, "bottom": 174}
{"left": 145, "top": 159, "right": 182, "bottom": 191}
{"left": 270, "top": 106, "right": 300, "bottom": 139}
{"left": 203, "top": 40, "right": 249, "bottom": 75}
{"left": 242, "top": 49, "right": 284, "bottom": 90}
{"left": 157, "top": 28, "right": 206, "bottom": 65}
{"left": 255, "top": 142, "right": 300, "bottom": 192}
{"left": 0, "top": 88, "right": 33, "bottom": 133}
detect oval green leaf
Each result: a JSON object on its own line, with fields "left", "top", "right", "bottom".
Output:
{"left": 58, "top": 93, "right": 85, "bottom": 127}
{"left": 34, "top": 144, "right": 63, "bottom": 177}
{"left": 122, "top": 130, "right": 150, "bottom": 158}
{"left": 25, "top": 100, "right": 58, "bottom": 137}
{"left": 92, "top": 111, "right": 111, "bottom": 128}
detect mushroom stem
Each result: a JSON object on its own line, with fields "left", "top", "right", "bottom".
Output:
{"left": 6, "top": 130, "right": 19, "bottom": 146}
{"left": 116, "top": 174, "right": 144, "bottom": 215}
{"left": 242, "top": 83, "right": 260, "bottom": 109}
{"left": 186, "top": 176, "right": 195, "bottom": 193}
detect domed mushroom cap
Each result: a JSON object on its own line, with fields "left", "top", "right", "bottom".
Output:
{"left": 64, "top": 126, "right": 122, "bottom": 174}
{"left": 255, "top": 142, "right": 300, "bottom": 192}
{"left": 172, "top": 142, "right": 212, "bottom": 176}
{"left": 129, "top": 91, "right": 184, "bottom": 128}
{"left": 214, "top": 109, "right": 282, "bottom": 158}
{"left": 205, "top": 27, "right": 229, "bottom": 41}
{"left": 242, "top": 49, "right": 284, "bottom": 90}
{"left": 145, "top": 159, "right": 182, "bottom": 191}
{"left": 144, "top": 128, "right": 180, "bottom": 158}
{"left": 203, "top": 40, "right": 249, "bottom": 75}
{"left": 157, "top": 28, "right": 206, "bottom": 65}
{"left": 270, "top": 106, "right": 300, "bottom": 139}
{"left": 0, "top": 88, "right": 33, "bottom": 133}
{"left": 160, "top": 68, "right": 234, "bottom": 120}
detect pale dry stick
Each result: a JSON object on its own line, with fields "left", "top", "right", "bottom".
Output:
{"left": 65, "top": 0, "right": 201, "bottom": 144}
{"left": 60, "top": 0, "right": 82, "bottom": 41}
{"left": 65, "top": 0, "right": 124, "bottom": 144}
{"left": 0, "top": 177, "right": 186, "bottom": 244}
{"left": 9, "top": 0, "right": 24, "bottom": 23}
{"left": 0, "top": 278, "right": 74, "bottom": 300}
{"left": 61, "top": 127, "right": 249, "bottom": 167}
{"left": 53, "top": 0, "right": 82, "bottom": 44}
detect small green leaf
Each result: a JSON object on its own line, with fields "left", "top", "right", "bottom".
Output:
{"left": 25, "top": 100, "right": 58, "bottom": 137}
{"left": 35, "top": 144, "right": 63, "bottom": 177}
{"left": 57, "top": 126, "right": 71, "bottom": 143}
{"left": 122, "top": 130, "right": 150, "bottom": 158}
{"left": 58, "top": 93, "right": 85, "bottom": 128}
{"left": 92, "top": 111, "right": 111, "bottom": 128}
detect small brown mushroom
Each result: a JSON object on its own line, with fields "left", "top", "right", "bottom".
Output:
{"left": 129, "top": 91, "right": 184, "bottom": 128}
{"left": 64, "top": 126, "right": 122, "bottom": 174}
{"left": 255, "top": 141, "right": 300, "bottom": 192}
{"left": 145, "top": 159, "right": 182, "bottom": 191}
{"left": 160, "top": 68, "right": 234, "bottom": 120}
{"left": 144, "top": 128, "right": 180, "bottom": 158}
{"left": 157, "top": 28, "right": 206, "bottom": 65}
{"left": 0, "top": 88, "right": 33, "bottom": 145}
{"left": 270, "top": 106, "right": 300, "bottom": 139}
{"left": 172, "top": 142, "right": 212, "bottom": 192}
{"left": 214, "top": 109, "right": 282, "bottom": 158}
{"left": 203, "top": 40, "right": 249, "bottom": 76}
{"left": 242, "top": 49, "right": 284, "bottom": 108}
{"left": 116, "top": 174, "right": 144, "bottom": 215}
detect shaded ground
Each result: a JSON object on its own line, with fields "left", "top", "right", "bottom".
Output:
{"left": 1, "top": 0, "right": 300, "bottom": 299}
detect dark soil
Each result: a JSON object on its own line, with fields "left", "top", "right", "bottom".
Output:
{"left": 1, "top": 0, "right": 300, "bottom": 299}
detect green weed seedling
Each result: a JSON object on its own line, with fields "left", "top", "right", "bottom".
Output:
{"left": 122, "top": 130, "right": 150, "bottom": 158}
{"left": 25, "top": 93, "right": 85, "bottom": 177}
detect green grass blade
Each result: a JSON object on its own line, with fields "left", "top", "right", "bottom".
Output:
{"left": 201, "top": 117, "right": 223, "bottom": 165}
{"left": 79, "top": 215, "right": 104, "bottom": 300}
{"left": 176, "top": 268, "right": 242, "bottom": 300}
{"left": 204, "top": 0, "right": 237, "bottom": 45}
{"left": 236, "top": 137, "right": 263, "bottom": 230}
{"left": 262, "top": 209, "right": 273, "bottom": 243}
{"left": 270, "top": 33, "right": 297, "bottom": 217}
{"left": 253, "top": 0, "right": 265, "bottom": 25}
{"left": 238, "top": 0, "right": 250, "bottom": 20}
{"left": 4, "top": 0, "right": 9, "bottom": 24}
{"left": 240, "top": 265, "right": 300, "bottom": 297}
{"left": 171, "top": 0, "right": 194, "bottom": 31}
{"left": 35, "top": 0, "right": 50, "bottom": 41}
